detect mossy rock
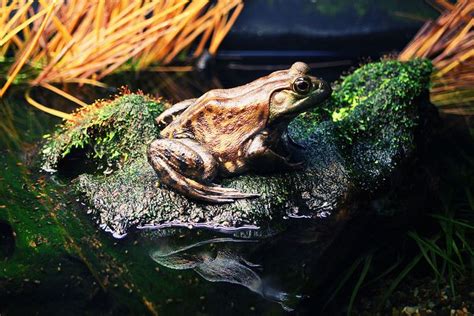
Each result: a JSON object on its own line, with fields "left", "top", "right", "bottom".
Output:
{"left": 41, "top": 92, "right": 166, "bottom": 172}
{"left": 42, "top": 59, "right": 433, "bottom": 236}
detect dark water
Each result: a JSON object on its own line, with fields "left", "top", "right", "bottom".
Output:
{"left": 1, "top": 67, "right": 352, "bottom": 314}
{"left": 1, "top": 59, "right": 473, "bottom": 315}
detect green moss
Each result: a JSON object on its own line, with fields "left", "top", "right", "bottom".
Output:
{"left": 41, "top": 93, "right": 166, "bottom": 172}
{"left": 331, "top": 60, "right": 432, "bottom": 185}
{"left": 295, "top": 59, "right": 432, "bottom": 139}
{"left": 291, "top": 59, "right": 433, "bottom": 187}
{"left": 331, "top": 59, "right": 432, "bottom": 143}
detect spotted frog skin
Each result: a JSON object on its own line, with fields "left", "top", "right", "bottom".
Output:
{"left": 147, "top": 62, "right": 332, "bottom": 203}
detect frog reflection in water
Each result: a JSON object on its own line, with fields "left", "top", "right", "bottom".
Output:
{"left": 147, "top": 62, "right": 332, "bottom": 203}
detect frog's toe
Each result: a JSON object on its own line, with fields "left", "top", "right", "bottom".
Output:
{"left": 212, "top": 189, "right": 260, "bottom": 200}
{"left": 186, "top": 187, "right": 255, "bottom": 204}
{"left": 209, "top": 184, "right": 257, "bottom": 195}
{"left": 185, "top": 178, "right": 259, "bottom": 202}
{"left": 287, "top": 160, "right": 305, "bottom": 169}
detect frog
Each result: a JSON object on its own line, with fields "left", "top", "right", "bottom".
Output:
{"left": 147, "top": 62, "right": 332, "bottom": 203}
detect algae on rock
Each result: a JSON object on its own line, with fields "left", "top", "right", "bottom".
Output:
{"left": 41, "top": 92, "right": 166, "bottom": 172}
{"left": 42, "top": 59, "right": 433, "bottom": 236}
{"left": 294, "top": 59, "right": 432, "bottom": 188}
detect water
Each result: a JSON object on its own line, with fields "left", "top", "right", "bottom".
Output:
{"left": 1, "top": 64, "right": 473, "bottom": 315}
{"left": 0, "top": 67, "right": 343, "bottom": 315}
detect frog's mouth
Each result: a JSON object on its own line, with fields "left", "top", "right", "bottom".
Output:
{"left": 302, "top": 80, "right": 332, "bottom": 110}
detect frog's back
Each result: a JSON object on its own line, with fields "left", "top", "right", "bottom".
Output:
{"left": 161, "top": 69, "right": 294, "bottom": 160}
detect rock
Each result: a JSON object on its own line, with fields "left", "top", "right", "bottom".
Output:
{"left": 77, "top": 121, "right": 351, "bottom": 236}
{"left": 42, "top": 59, "right": 433, "bottom": 236}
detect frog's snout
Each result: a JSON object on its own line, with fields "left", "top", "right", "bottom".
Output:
{"left": 316, "top": 79, "right": 332, "bottom": 97}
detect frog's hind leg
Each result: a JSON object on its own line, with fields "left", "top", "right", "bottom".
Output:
{"left": 148, "top": 138, "right": 259, "bottom": 203}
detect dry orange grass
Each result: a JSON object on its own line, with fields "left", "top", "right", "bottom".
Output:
{"left": 399, "top": 0, "right": 473, "bottom": 114}
{"left": 2, "top": 0, "right": 472, "bottom": 119}
{"left": 0, "top": 0, "right": 243, "bottom": 119}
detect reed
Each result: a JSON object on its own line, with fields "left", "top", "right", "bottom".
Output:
{"left": 0, "top": 0, "right": 243, "bottom": 119}
{"left": 399, "top": 0, "right": 474, "bottom": 114}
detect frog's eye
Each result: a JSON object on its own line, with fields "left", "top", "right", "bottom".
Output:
{"left": 292, "top": 77, "right": 312, "bottom": 95}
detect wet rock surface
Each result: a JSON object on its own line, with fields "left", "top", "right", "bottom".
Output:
{"left": 77, "top": 122, "right": 351, "bottom": 236}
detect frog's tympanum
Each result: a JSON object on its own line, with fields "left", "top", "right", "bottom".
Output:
{"left": 147, "top": 62, "right": 331, "bottom": 203}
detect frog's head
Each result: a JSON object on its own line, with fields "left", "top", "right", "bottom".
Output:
{"left": 268, "top": 62, "right": 331, "bottom": 124}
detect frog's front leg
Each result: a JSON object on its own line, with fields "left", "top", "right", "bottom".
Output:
{"left": 246, "top": 132, "right": 304, "bottom": 171}
{"left": 148, "top": 138, "right": 259, "bottom": 203}
{"left": 155, "top": 98, "right": 197, "bottom": 129}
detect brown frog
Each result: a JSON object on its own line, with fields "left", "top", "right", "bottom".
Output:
{"left": 147, "top": 62, "right": 331, "bottom": 203}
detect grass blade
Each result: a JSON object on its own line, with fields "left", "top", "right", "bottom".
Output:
{"left": 347, "top": 254, "right": 373, "bottom": 315}
{"left": 377, "top": 253, "right": 423, "bottom": 310}
{"left": 323, "top": 256, "right": 365, "bottom": 310}
{"left": 409, "top": 232, "right": 442, "bottom": 278}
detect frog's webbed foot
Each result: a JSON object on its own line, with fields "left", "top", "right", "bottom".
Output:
{"left": 282, "top": 129, "right": 306, "bottom": 151}
{"left": 148, "top": 139, "right": 259, "bottom": 203}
